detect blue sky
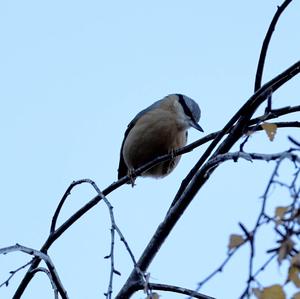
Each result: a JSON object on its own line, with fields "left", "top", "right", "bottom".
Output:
{"left": 0, "top": 1, "right": 300, "bottom": 298}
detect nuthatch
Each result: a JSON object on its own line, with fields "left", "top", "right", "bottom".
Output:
{"left": 118, "top": 94, "right": 203, "bottom": 183}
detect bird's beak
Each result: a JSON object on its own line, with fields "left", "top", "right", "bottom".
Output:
{"left": 190, "top": 120, "right": 204, "bottom": 132}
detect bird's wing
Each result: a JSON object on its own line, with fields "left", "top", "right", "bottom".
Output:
{"left": 117, "top": 99, "right": 163, "bottom": 180}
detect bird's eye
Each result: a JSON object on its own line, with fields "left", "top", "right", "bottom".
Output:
{"left": 178, "top": 95, "right": 194, "bottom": 120}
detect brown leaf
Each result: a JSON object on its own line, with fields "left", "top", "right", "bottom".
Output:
{"left": 228, "top": 234, "right": 244, "bottom": 250}
{"left": 253, "top": 288, "right": 262, "bottom": 299}
{"left": 292, "top": 292, "right": 300, "bottom": 299}
{"left": 275, "top": 206, "right": 289, "bottom": 221}
{"left": 261, "top": 122, "right": 277, "bottom": 141}
{"left": 288, "top": 266, "right": 300, "bottom": 287}
{"left": 260, "top": 284, "right": 285, "bottom": 299}
{"left": 278, "top": 238, "right": 294, "bottom": 264}
{"left": 292, "top": 253, "right": 300, "bottom": 267}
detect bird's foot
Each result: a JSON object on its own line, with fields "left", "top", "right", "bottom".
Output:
{"left": 128, "top": 169, "right": 136, "bottom": 187}
{"left": 170, "top": 148, "right": 176, "bottom": 159}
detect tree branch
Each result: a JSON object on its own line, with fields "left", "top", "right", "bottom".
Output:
{"left": 13, "top": 58, "right": 300, "bottom": 298}
{"left": 30, "top": 267, "right": 59, "bottom": 299}
{"left": 1, "top": 244, "right": 68, "bottom": 299}
{"left": 13, "top": 89, "right": 300, "bottom": 299}
{"left": 116, "top": 145, "right": 300, "bottom": 298}
{"left": 0, "top": 260, "right": 32, "bottom": 288}
{"left": 6, "top": 1, "right": 299, "bottom": 298}
{"left": 254, "top": 0, "right": 293, "bottom": 91}
{"left": 148, "top": 283, "right": 215, "bottom": 299}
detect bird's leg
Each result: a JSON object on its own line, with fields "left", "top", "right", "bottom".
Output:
{"left": 170, "top": 148, "right": 176, "bottom": 160}
{"left": 128, "top": 169, "right": 136, "bottom": 187}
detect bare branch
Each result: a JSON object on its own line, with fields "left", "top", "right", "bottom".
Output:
{"left": 117, "top": 146, "right": 300, "bottom": 298}
{"left": 50, "top": 179, "right": 93, "bottom": 234}
{"left": 172, "top": 61, "right": 300, "bottom": 208}
{"left": 238, "top": 156, "right": 300, "bottom": 298}
{"left": 1, "top": 244, "right": 68, "bottom": 299}
{"left": 0, "top": 260, "right": 32, "bottom": 288}
{"left": 16, "top": 102, "right": 300, "bottom": 296}
{"left": 203, "top": 150, "right": 300, "bottom": 171}
{"left": 12, "top": 9, "right": 300, "bottom": 298}
{"left": 196, "top": 152, "right": 299, "bottom": 298}
{"left": 30, "top": 267, "right": 59, "bottom": 299}
{"left": 289, "top": 136, "right": 300, "bottom": 147}
{"left": 116, "top": 59, "right": 300, "bottom": 297}
{"left": 195, "top": 248, "right": 239, "bottom": 292}
{"left": 149, "top": 283, "right": 215, "bottom": 299}
{"left": 64, "top": 179, "right": 141, "bottom": 299}
{"left": 254, "top": 0, "right": 293, "bottom": 91}
{"left": 6, "top": 1, "right": 299, "bottom": 299}
{"left": 14, "top": 96, "right": 300, "bottom": 299}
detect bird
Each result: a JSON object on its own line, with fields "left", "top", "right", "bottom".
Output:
{"left": 118, "top": 93, "right": 203, "bottom": 184}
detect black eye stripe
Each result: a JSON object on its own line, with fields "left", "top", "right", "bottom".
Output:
{"left": 177, "top": 94, "right": 194, "bottom": 120}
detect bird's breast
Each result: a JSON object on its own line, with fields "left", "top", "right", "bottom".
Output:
{"left": 122, "top": 109, "right": 187, "bottom": 176}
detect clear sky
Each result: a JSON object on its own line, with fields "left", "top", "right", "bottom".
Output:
{"left": 0, "top": 1, "right": 299, "bottom": 298}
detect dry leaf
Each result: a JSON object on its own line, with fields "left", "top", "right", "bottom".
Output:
{"left": 275, "top": 206, "right": 289, "bottom": 220}
{"left": 288, "top": 266, "right": 300, "bottom": 287}
{"left": 260, "top": 284, "right": 285, "bottom": 299}
{"left": 292, "top": 292, "right": 300, "bottom": 299}
{"left": 278, "top": 238, "right": 294, "bottom": 264}
{"left": 228, "top": 234, "right": 244, "bottom": 250}
{"left": 292, "top": 253, "right": 300, "bottom": 267}
{"left": 261, "top": 122, "right": 277, "bottom": 141}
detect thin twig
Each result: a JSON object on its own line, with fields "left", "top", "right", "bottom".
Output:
{"left": 0, "top": 260, "right": 32, "bottom": 288}
{"left": 149, "top": 283, "right": 215, "bottom": 299}
{"left": 289, "top": 136, "right": 300, "bottom": 147}
{"left": 74, "top": 179, "right": 142, "bottom": 299}
{"left": 241, "top": 158, "right": 283, "bottom": 298}
{"left": 252, "top": 253, "right": 277, "bottom": 278}
{"left": 1, "top": 244, "right": 68, "bottom": 299}
{"left": 191, "top": 151, "right": 299, "bottom": 298}
{"left": 195, "top": 248, "right": 239, "bottom": 291}
{"left": 50, "top": 179, "right": 93, "bottom": 234}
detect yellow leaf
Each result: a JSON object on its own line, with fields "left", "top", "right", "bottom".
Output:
{"left": 228, "top": 234, "right": 244, "bottom": 250}
{"left": 278, "top": 239, "right": 294, "bottom": 264}
{"left": 292, "top": 292, "right": 300, "bottom": 299}
{"left": 261, "top": 122, "right": 277, "bottom": 141}
{"left": 260, "top": 284, "right": 285, "bottom": 299}
{"left": 288, "top": 266, "right": 300, "bottom": 287}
